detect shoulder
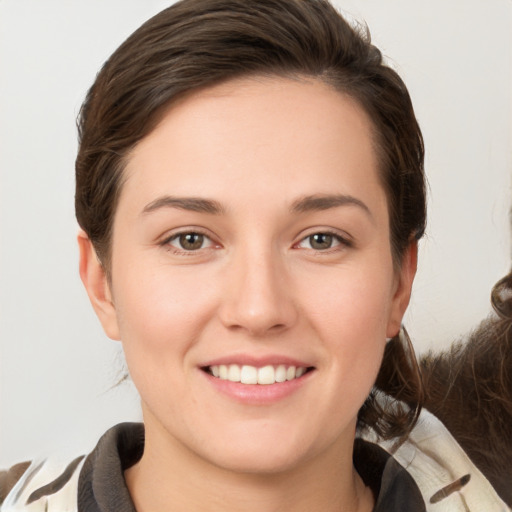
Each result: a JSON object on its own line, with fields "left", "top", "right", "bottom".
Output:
{"left": 0, "top": 456, "right": 84, "bottom": 511}
{"left": 0, "top": 422, "right": 143, "bottom": 512}
{"left": 0, "top": 462, "right": 31, "bottom": 504}
{"left": 362, "top": 407, "right": 511, "bottom": 511}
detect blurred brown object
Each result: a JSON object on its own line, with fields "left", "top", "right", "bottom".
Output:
{"left": 0, "top": 461, "right": 31, "bottom": 504}
{"left": 420, "top": 271, "right": 512, "bottom": 506}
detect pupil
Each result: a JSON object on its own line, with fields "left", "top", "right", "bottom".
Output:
{"left": 180, "top": 233, "right": 203, "bottom": 250}
{"left": 310, "top": 233, "right": 332, "bottom": 250}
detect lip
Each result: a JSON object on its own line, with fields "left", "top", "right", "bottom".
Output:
{"left": 199, "top": 364, "right": 315, "bottom": 405}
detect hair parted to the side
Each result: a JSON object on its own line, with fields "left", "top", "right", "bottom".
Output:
{"left": 75, "top": 0, "right": 426, "bottom": 440}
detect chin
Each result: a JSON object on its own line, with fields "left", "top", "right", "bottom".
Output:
{"left": 205, "top": 444, "right": 310, "bottom": 476}
{"left": 193, "top": 421, "right": 332, "bottom": 476}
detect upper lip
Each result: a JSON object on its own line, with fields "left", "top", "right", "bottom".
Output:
{"left": 200, "top": 354, "right": 314, "bottom": 368}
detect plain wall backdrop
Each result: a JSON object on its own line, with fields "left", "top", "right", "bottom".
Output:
{"left": 1, "top": 0, "right": 511, "bottom": 466}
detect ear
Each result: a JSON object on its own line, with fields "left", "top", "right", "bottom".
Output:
{"left": 77, "top": 230, "right": 120, "bottom": 340}
{"left": 386, "top": 241, "right": 418, "bottom": 338}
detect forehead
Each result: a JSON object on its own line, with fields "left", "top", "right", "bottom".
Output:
{"left": 121, "top": 76, "right": 384, "bottom": 215}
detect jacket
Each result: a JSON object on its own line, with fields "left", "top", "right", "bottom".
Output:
{"left": 0, "top": 408, "right": 509, "bottom": 511}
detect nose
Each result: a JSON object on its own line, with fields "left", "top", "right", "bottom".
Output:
{"left": 218, "top": 245, "right": 298, "bottom": 337}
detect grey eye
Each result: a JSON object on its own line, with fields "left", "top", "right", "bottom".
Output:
{"left": 308, "top": 233, "right": 334, "bottom": 250}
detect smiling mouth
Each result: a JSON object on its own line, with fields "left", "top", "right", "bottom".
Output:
{"left": 203, "top": 364, "right": 314, "bottom": 385}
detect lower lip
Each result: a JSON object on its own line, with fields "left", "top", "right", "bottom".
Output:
{"left": 201, "top": 370, "right": 313, "bottom": 405}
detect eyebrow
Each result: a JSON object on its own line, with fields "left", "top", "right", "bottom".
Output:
{"left": 141, "top": 196, "right": 225, "bottom": 215}
{"left": 291, "top": 194, "right": 372, "bottom": 217}
{"left": 141, "top": 193, "right": 371, "bottom": 218}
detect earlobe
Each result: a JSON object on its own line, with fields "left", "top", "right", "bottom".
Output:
{"left": 386, "top": 242, "right": 418, "bottom": 339}
{"left": 77, "top": 230, "right": 121, "bottom": 340}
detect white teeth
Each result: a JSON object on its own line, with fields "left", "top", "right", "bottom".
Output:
{"left": 240, "top": 365, "right": 258, "bottom": 384}
{"left": 286, "top": 366, "right": 296, "bottom": 381}
{"left": 208, "top": 364, "right": 308, "bottom": 384}
{"left": 275, "top": 364, "right": 287, "bottom": 383}
{"left": 228, "top": 364, "right": 241, "bottom": 382}
{"left": 295, "top": 367, "right": 306, "bottom": 378}
{"left": 257, "top": 365, "right": 274, "bottom": 385}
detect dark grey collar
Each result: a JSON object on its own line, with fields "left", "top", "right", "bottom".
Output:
{"left": 78, "top": 423, "right": 425, "bottom": 511}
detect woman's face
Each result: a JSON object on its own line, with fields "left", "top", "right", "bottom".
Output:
{"left": 81, "top": 76, "right": 415, "bottom": 474}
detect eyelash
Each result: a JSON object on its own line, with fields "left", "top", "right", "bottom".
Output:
{"left": 161, "top": 229, "right": 217, "bottom": 255}
{"left": 294, "top": 230, "right": 353, "bottom": 253}
{"left": 160, "top": 229, "right": 352, "bottom": 255}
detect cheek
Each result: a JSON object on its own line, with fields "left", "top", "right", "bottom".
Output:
{"left": 111, "top": 262, "right": 219, "bottom": 365}
{"left": 299, "top": 263, "right": 394, "bottom": 338}
{"left": 112, "top": 264, "right": 222, "bottom": 421}
{"left": 297, "top": 263, "right": 393, "bottom": 386}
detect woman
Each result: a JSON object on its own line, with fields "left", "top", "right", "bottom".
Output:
{"left": 1, "top": 0, "right": 509, "bottom": 510}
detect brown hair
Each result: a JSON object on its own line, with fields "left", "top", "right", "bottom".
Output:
{"left": 75, "top": 0, "right": 426, "bottom": 439}
{"left": 420, "top": 272, "right": 512, "bottom": 506}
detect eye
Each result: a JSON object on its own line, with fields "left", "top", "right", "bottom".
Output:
{"left": 167, "top": 232, "right": 213, "bottom": 251}
{"left": 297, "top": 232, "right": 349, "bottom": 251}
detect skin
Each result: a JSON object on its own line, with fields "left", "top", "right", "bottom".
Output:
{"left": 79, "top": 76, "right": 416, "bottom": 512}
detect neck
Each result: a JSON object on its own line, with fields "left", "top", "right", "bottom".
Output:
{"left": 124, "top": 421, "right": 374, "bottom": 512}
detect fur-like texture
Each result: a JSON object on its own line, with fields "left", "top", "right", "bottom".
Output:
{"left": 420, "top": 272, "right": 512, "bottom": 506}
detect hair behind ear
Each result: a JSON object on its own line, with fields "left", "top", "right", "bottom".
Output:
{"left": 357, "top": 326, "right": 424, "bottom": 442}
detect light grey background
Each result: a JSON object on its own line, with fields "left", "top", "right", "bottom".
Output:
{"left": 1, "top": 0, "right": 511, "bottom": 466}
